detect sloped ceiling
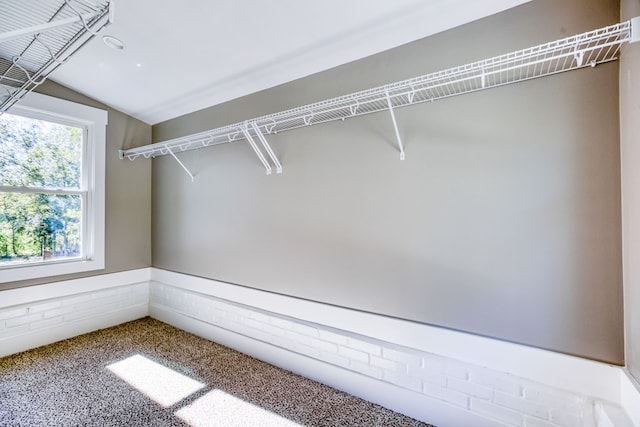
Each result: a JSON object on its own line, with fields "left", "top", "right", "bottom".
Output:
{"left": 48, "top": 0, "right": 531, "bottom": 124}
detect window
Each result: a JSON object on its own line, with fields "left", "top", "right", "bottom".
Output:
{"left": 0, "top": 92, "right": 106, "bottom": 282}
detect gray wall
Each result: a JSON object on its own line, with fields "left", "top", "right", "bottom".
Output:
{"left": 621, "top": 0, "right": 640, "bottom": 381}
{"left": 152, "top": 0, "right": 623, "bottom": 363}
{"left": 0, "top": 80, "right": 152, "bottom": 291}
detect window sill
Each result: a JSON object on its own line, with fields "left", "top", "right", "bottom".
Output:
{"left": 0, "top": 257, "right": 105, "bottom": 283}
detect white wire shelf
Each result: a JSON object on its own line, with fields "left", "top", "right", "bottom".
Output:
{"left": 120, "top": 18, "right": 639, "bottom": 175}
{"left": 0, "top": 0, "right": 113, "bottom": 115}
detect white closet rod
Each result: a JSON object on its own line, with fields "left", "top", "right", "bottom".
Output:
{"left": 0, "top": 11, "right": 102, "bottom": 44}
{"left": 120, "top": 18, "right": 639, "bottom": 167}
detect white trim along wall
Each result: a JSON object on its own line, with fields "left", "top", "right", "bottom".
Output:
{"left": 0, "top": 269, "right": 149, "bottom": 358}
{"left": 0, "top": 267, "right": 638, "bottom": 427}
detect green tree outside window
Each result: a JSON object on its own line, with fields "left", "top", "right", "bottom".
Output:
{"left": 0, "top": 113, "right": 83, "bottom": 265}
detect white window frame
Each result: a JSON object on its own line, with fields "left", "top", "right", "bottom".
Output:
{"left": 0, "top": 92, "right": 106, "bottom": 283}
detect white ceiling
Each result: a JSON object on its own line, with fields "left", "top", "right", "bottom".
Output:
{"left": 49, "top": 0, "right": 530, "bottom": 125}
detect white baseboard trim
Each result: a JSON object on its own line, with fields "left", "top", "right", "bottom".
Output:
{"left": 150, "top": 304, "right": 504, "bottom": 427}
{"left": 148, "top": 268, "right": 640, "bottom": 427}
{"left": 0, "top": 268, "right": 151, "bottom": 308}
{"left": 0, "top": 268, "right": 151, "bottom": 358}
{"left": 149, "top": 268, "right": 619, "bottom": 403}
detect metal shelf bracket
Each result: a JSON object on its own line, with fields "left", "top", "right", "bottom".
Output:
{"left": 165, "top": 145, "right": 195, "bottom": 182}
{"left": 241, "top": 124, "right": 272, "bottom": 175}
{"left": 251, "top": 122, "right": 282, "bottom": 174}
{"left": 385, "top": 88, "right": 406, "bottom": 161}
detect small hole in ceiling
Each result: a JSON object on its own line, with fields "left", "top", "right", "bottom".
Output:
{"left": 102, "top": 35, "right": 125, "bottom": 51}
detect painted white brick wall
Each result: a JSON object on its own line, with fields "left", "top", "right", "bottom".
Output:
{"left": 149, "top": 281, "right": 599, "bottom": 427}
{"left": 0, "top": 281, "right": 148, "bottom": 357}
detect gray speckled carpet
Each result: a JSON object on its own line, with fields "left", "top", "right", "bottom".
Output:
{"left": 0, "top": 317, "right": 434, "bottom": 427}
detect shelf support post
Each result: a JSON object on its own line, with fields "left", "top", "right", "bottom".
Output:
{"left": 251, "top": 122, "right": 282, "bottom": 174}
{"left": 385, "top": 88, "right": 406, "bottom": 160}
{"left": 241, "top": 125, "right": 272, "bottom": 175}
{"left": 165, "top": 145, "right": 195, "bottom": 182}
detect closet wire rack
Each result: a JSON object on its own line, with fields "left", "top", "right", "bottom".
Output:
{"left": 0, "top": 0, "right": 112, "bottom": 115}
{"left": 119, "top": 18, "right": 638, "bottom": 175}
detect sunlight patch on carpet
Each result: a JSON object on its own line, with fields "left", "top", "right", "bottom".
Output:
{"left": 106, "top": 354, "right": 205, "bottom": 407}
{"left": 175, "top": 389, "right": 303, "bottom": 427}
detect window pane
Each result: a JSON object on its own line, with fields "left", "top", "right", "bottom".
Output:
{"left": 0, "top": 193, "right": 82, "bottom": 266}
{"left": 0, "top": 113, "right": 82, "bottom": 189}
